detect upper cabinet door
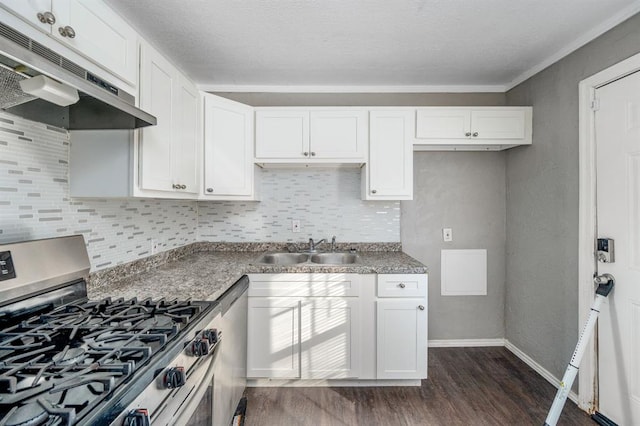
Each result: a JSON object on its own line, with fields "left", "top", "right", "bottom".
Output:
{"left": 416, "top": 108, "right": 471, "bottom": 139}
{"left": 51, "top": 0, "right": 138, "bottom": 85}
{"left": 255, "top": 110, "right": 309, "bottom": 159}
{"left": 139, "top": 45, "right": 175, "bottom": 192}
{"left": 173, "top": 75, "right": 199, "bottom": 194}
{"left": 203, "top": 94, "right": 254, "bottom": 197}
{"left": 366, "top": 110, "right": 413, "bottom": 200}
{"left": 470, "top": 109, "right": 526, "bottom": 139}
{"left": 0, "top": 0, "right": 53, "bottom": 33}
{"left": 309, "top": 110, "right": 367, "bottom": 160}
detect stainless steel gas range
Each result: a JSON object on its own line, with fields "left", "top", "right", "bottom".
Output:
{"left": 0, "top": 236, "right": 248, "bottom": 426}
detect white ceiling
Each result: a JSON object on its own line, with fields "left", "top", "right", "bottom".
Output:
{"left": 106, "top": 0, "right": 640, "bottom": 91}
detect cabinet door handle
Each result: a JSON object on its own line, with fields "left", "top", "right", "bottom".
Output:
{"left": 58, "top": 26, "right": 76, "bottom": 38}
{"left": 418, "top": 305, "right": 425, "bottom": 311}
{"left": 181, "top": 185, "right": 187, "bottom": 190}
{"left": 303, "top": 152, "right": 309, "bottom": 156}
{"left": 371, "top": 189, "right": 377, "bottom": 194}
{"left": 472, "top": 132, "right": 479, "bottom": 137}
{"left": 206, "top": 188, "right": 214, "bottom": 193}
{"left": 311, "top": 152, "right": 316, "bottom": 156}
{"left": 37, "top": 11, "right": 56, "bottom": 25}
{"left": 465, "top": 132, "right": 471, "bottom": 137}
{"left": 398, "top": 283, "right": 405, "bottom": 288}
{"left": 172, "top": 184, "right": 180, "bottom": 189}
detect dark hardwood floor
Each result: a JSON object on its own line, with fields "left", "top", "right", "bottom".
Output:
{"left": 243, "top": 347, "right": 593, "bottom": 425}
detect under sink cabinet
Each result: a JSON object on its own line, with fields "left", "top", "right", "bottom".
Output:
{"left": 246, "top": 273, "right": 428, "bottom": 386}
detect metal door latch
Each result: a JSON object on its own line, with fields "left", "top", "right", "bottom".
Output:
{"left": 597, "top": 238, "right": 614, "bottom": 263}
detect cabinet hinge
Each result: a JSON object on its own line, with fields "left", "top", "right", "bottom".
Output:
{"left": 591, "top": 98, "right": 600, "bottom": 111}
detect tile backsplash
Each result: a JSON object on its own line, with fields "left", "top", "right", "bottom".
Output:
{"left": 198, "top": 168, "right": 400, "bottom": 242}
{"left": 1, "top": 112, "right": 400, "bottom": 272}
{"left": 0, "top": 112, "right": 198, "bottom": 271}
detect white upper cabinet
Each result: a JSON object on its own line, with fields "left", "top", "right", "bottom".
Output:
{"left": 1, "top": 0, "right": 138, "bottom": 86}
{"left": 202, "top": 94, "right": 256, "bottom": 199}
{"left": 139, "top": 42, "right": 198, "bottom": 195}
{"left": 363, "top": 110, "right": 414, "bottom": 200}
{"left": 309, "top": 110, "right": 367, "bottom": 159}
{"left": 255, "top": 110, "right": 309, "bottom": 159}
{"left": 255, "top": 108, "right": 367, "bottom": 163}
{"left": 415, "top": 107, "right": 532, "bottom": 151}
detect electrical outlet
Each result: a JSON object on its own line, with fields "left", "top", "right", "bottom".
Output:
{"left": 292, "top": 220, "right": 301, "bottom": 233}
{"left": 151, "top": 239, "right": 159, "bottom": 254}
{"left": 443, "top": 228, "right": 453, "bottom": 242}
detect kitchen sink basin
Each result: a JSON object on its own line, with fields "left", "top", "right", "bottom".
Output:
{"left": 310, "top": 253, "right": 360, "bottom": 264}
{"left": 255, "top": 253, "right": 310, "bottom": 265}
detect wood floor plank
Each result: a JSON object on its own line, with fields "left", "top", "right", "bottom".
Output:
{"left": 244, "top": 347, "right": 593, "bottom": 425}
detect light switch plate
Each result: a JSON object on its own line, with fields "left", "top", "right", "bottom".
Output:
{"left": 443, "top": 228, "right": 453, "bottom": 242}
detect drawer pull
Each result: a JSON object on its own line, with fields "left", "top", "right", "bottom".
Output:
{"left": 418, "top": 305, "right": 425, "bottom": 311}
{"left": 398, "top": 283, "right": 405, "bottom": 288}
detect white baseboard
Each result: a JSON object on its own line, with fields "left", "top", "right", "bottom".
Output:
{"left": 247, "top": 379, "right": 422, "bottom": 387}
{"left": 428, "top": 338, "right": 506, "bottom": 347}
{"left": 504, "top": 340, "right": 579, "bottom": 404}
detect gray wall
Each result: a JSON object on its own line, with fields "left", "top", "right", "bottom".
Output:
{"left": 505, "top": 12, "right": 640, "bottom": 378}
{"left": 402, "top": 152, "right": 506, "bottom": 340}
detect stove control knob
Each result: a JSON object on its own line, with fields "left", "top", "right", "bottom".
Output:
{"left": 192, "top": 339, "right": 210, "bottom": 357}
{"left": 164, "top": 366, "right": 186, "bottom": 388}
{"left": 202, "top": 328, "right": 219, "bottom": 345}
{"left": 123, "top": 408, "right": 150, "bottom": 426}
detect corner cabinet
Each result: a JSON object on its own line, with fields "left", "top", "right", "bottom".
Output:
{"left": 362, "top": 110, "right": 414, "bottom": 200}
{"left": 255, "top": 109, "right": 367, "bottom": 164}
{"left": 202, "top": 94, "right": 257, "bottom": 200}
{"left": 414, "top": 107, "right": 532, "bottom": 151}
{"left": 138, "top": 42, "right": 198, "bottom": 195}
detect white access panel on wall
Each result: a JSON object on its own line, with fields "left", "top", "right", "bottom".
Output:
{"left": 440, "top": 249, "right": 487, "bottom": 296}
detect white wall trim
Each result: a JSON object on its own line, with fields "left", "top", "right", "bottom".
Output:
{"left": 577, "top": 50, "right": 640, "bottom": 413}
{"left": 428, "top": 338, "right": 505, "bottom": 348}
{"left": 197, "top": 84, "right": 507, "bottom": 94}
{"left": 506, "top": 2, "right": 640, "bottom": 91}
{"left": 504, "top": 340, "right": 579, "bottom": 405}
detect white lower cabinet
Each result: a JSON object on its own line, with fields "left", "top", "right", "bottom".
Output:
{"left": 247, "top": 273, "right": 427, "bottom": 383}
{"left": 376, "top": 299, "right": 427, "bottom": 379}
{"left": 247, "top": 297, "right": 301, "bottom": 378}
{"left": 300, "top": 298, "right": 360, "bottom": 379}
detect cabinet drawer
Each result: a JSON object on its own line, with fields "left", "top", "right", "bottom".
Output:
{"left": 377, "top": 274, "right": 427, "bottom": 297}
{"left": 248, "top": 273, "right": 360, "bottom": 297}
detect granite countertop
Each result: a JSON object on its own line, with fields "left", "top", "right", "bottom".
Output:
{"left": 87, "top": 250, "right": 427, "bottom": 302}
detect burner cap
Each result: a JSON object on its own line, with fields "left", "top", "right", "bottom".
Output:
{"left": 52, "top": 347, "right": 85, "bottom": 365}
{"left": 5, "top": 402, "right": 48, "bottom": 426}
{"left": 138, "top": 315, "right": 174, "bottom": 329}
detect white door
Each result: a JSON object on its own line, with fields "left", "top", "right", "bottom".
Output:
{"left": 300, "top": 298, "right": 360, "bottom": 379}
{"left": 255, "top": 110, "right": 309, "bottom": 159}
{"left": 173, "top": 75, "right": 198, "bottom": 194}
{"left": 203, "top": 94, "right": 254, "bottom": 196}
{"left": 367, "top": 110, "right": 413, "bottom": 199}
{"left": 139, "top": 44, "right": 175, "bottom": 192}
{"left": 595, "top": 69, "right": 640, "bottom": 424}
{"left": 0, "top": 0, "right": 52, "bottom": 32}
{"left": 415, "top": 108, "right": 471, "bottom": 139}
{"left": 309, "top": 110, "right": 367, "bottom": 160}
{"left": 376, "top": 299, "right": 427, "bottom": 379}
{"left": 471, "top": 109, "right": 525, "bottom": 140}
{"left": 247, "top": 298, "right": 300, "bottom": 379}
{"left": 51, "top": 0, "right": 138, "bottom": 84}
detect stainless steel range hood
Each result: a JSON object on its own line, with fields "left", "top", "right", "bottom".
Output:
{"left": 0, "top": 21, "right": 156, "bottom": 130}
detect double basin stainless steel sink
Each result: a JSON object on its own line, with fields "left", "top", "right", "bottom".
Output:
{"left": 255, "top": 252, "right": 360, "bottom": 265}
